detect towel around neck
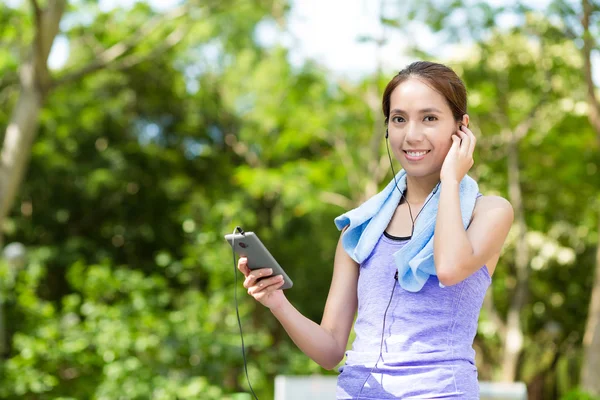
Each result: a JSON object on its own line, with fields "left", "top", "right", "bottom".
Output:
{"left": 334, "top": 170, "right": 479, "bottom": 292}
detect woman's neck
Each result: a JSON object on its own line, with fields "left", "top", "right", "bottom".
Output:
{"left": 404, "top": 174, "right": 441, "bottom": 204}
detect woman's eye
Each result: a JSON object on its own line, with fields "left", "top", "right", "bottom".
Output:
{"left": 424, "top": 115, "right": 437, "bottom": 122}
{"left": 392, "top": 116, "right": 405, "bottom": 123}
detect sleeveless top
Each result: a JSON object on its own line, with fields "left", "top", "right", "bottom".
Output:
{"left": 336, "top": 197, "right": 490, "bottom": 399}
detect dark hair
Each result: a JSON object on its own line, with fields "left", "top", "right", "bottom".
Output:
{"left": 382, "top": 61, "right": 467, "bottom": 124}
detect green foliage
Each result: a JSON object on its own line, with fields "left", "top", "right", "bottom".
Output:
{"left": 0, "top": 0, "right": 599, "bottom": 399}
{"left": 561, "top": 389, "right": 600, "bottom": 400}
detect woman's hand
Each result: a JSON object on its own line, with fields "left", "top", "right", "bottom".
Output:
{"left": 238, "top": 257, "right": 286, "bottom": 310}
{"left": 440, "top": 124, "right": 476, "bottom": 183}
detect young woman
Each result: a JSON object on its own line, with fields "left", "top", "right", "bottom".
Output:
{"left": 238, "top": 61, "right": 514, "bottom": 399}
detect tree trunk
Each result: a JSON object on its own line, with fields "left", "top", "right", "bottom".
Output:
{"left": 0, "top": 0, "right": 66, "bottom": 357}
{"left": 581, "top": 215, "right": 600, "bottom": 395}
{"left": 500, "top": 136, "right": 528, "bottom": 382}
{"left": 0, "top": 83, "right": 43, "bottom": 247}
{"left": 0, "top": 82, "right": 44, "bottom": 357}
{"left": 580, "top": 0, "right": 600, "bottom": 393}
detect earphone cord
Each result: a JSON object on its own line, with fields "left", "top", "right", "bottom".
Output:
{"left": 232, "top": 227, "right": 259, "bottom": 400}
{"left": 230, "top": 139, "right": 439, "bottom": 399}
{"left": 354, "top": 136, "right": 441, "bottom": 398}
{"left": 385, "top": 136, "right": 440, "bottom": 236}
{"left": 356, "top": 278, "right": 398, "bottom": 400}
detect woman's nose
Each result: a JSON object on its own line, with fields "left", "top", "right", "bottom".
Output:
{"left": 405, "top": 123, "right": 424, "bottom": 142}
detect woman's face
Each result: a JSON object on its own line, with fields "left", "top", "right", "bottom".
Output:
{"left": 387, "top": 77, "right": 466, "bottom": 178}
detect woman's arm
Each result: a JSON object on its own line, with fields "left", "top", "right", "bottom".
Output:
{"left": 270, "top": 232, "right": 359, "bottom": 370}
{"left": 434, "top": 181, "right": 513, "bottom": 286}
{"left": 240, "top": 230, "right": 358, "bottom": 370}
{"left": 435, "top": 123, "right": 514, "bottom": 285}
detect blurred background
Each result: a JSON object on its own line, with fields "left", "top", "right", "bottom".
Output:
{"left": 0, "top": 0, "right": 599, "bottom": 399}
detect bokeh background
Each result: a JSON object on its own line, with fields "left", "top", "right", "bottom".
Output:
{"left": 0, "top": 0, "right": 599, "bottom": 399}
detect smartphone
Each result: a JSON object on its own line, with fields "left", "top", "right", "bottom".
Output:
{"left": 225, "top": 230, "right": 293, "bottom": 290}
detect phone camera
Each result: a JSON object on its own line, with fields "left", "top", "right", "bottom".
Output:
{"left": 239, "top": 242, "right": 248, "bottom": 248}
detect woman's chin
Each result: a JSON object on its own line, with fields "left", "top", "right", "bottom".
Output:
{"left": 401, "top": 166, "right": 441, "bottom": 178}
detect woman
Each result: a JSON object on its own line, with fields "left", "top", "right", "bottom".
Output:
{"left": 238, "top": 61, "right": 514, "bottom": 399}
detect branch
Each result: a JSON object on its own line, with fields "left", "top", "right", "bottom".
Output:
{"left": 102, "top": 24, "right": 189, "bottom": 71}
{"left": 479, "top": 100, "right": 546, "bottom": 151}
{"left": 513, "top": 99, "right": 545, "bottom": 142}
{"left": 319, "top": 191, "right": 354, "bottom": 210}
{"left": 562, "top": 23, "right": 580, "bottom": 41}
{"left": 51, "top": 4, "right": 189, "bottom": 88}
{"left": 24, "top": 0, "right": 67, "bottom": 93}
{"left": 29, "top": 0, "right": 41, "bottom": 23}
{"left": 29, "top": 0, "right": 45, "bottom": 90}
{"left": 79, "top": 34, "right": 107, "bottom": 56}
{"left": 510, "top": 96, "right": 546, "bottom": 143}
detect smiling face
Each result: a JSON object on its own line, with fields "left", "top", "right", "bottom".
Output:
{"left": 387, "top": 77, "right": 464, "bottom": 178}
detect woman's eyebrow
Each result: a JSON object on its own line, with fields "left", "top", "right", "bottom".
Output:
{"left": 390, "top": 107, "right": 443, "bottom": 114}
{"left": 420, "top": 107, "right": 442, "bottom": 113}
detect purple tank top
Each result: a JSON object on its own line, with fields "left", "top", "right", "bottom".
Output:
{"left": 336, "top": 232, "right": 491, "bottom": 399}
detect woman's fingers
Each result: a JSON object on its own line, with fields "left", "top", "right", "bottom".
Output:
{"left": 243, "top": 267, "right": 273, "bottom": 289}
{"left": 450, "top": 134, "right": 461, "bottom": 151}
{"left": 458, "top": 127, "right": 470, "bottom": 156}
{"left": 460, "top": 125, "right": 476, "bottom": 155}
{"left": 468, "top": 127, "right": 477, "bottom": 156}
{"left": 247, "top": 274, "right": 285, "bottom": 296}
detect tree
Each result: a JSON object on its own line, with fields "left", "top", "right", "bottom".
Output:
{"left": 0, "top": 0, "right": 191, "bottom": 357}
{"left": 0, "top": 1, "right": 289, "bottom": 397}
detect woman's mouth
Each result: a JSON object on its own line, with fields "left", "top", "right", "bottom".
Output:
{"left": 403, "top": 150, "right": 431, "bottom": 161}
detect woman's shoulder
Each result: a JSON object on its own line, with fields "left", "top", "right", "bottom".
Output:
{"left": 474, "top": 194, "right": 514, "bottom": 220}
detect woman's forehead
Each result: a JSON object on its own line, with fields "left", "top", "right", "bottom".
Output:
{"left": 390, "top": 78, "right": 449, "bottom": 111}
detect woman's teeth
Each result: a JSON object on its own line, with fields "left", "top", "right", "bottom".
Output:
{"left": 406, "top": 151, "right": 429, "bottom": 156}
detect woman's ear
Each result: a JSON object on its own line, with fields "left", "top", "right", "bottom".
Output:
{"left": 461, "top": 114, "right": 470, "bottom": 128}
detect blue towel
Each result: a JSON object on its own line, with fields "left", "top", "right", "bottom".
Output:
{"left": 334, "top": 170, "right": 479, "bottom": 292}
